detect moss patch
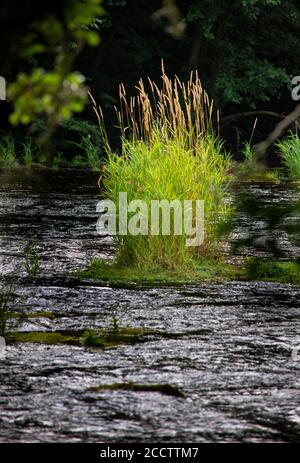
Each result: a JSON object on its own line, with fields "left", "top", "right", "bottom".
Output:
{"left": 88, "top": 382, "right": 184, "bottom": 397}
{"left": 235, "top": 170, "right": 282, "bottom": 184}
{"left": 76, "top": 257, "right": 300, "bottom": 286}
{"left": 7, "top": 326, "right": 212, "bottom": 347}
{"left": 7, "top": 331, "right": 78, "bottom": 345}
{"left": 7, "top": 327, "right": 153, "bottom": 348}
{"left": 81, "top": 327, "right": 151, "bottom": 348}
{"left": 81, "top": 327, "right": 212, "bottom": 348}
{"left": 75, "top": 257, "right": 240, "bottom": 286}
{"left": 244, "top": 258, "right": 300, "bottom": 285}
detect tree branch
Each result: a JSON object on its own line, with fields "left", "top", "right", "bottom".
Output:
{"left": 254, "top": 104, "right": 300, "bottom": 162}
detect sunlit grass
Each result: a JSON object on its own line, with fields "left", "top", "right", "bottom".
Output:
{"left": 276, "top": 132, "right": 300, "bottom": 179}
{"left": 91, "top": 66, "right": 232, "bottom": 269}
{"left": 103, "top": 131, "right": 232, "bottom": 268}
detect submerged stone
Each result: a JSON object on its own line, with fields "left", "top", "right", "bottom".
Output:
{"left": 88, "top": 382, "right": 185, "bottom": 397}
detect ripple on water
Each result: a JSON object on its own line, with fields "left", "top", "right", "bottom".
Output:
{"left": 0, "top": 170, "right": 299, "bottom": 442}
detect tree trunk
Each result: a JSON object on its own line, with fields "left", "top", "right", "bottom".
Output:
{"left": 254, "top": 104, "right": 300, "bottom": 163}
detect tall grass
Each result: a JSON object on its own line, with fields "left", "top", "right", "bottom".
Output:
{"left": 21, "top": 139, "right": 35, "bottom": 166}
{"left": 0, "top": 136, "right": 37, "bottom": 169}
{"left": 276, "top": 132, "right": 300, "bottom": 179}
{"left": 102, "top": 133, "right": 231, "bottom": 268}
{"left": 91, "top": 63, "right": 215, "bottom": 151}
{"left": 91, "top": 66, "right": 232, "bottom": 269}
{"left": 0, "top": 135, "right": 18, "bottom": 169}
{"left": 71, "top": 135, "right": 103, "bottom": 171}
{"left": 237, "top": 142, "right": 256, "bottom": 176}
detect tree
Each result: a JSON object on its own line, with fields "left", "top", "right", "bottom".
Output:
{"left": 2, "top": 0, "right": 300, "bottom": 158}
{"left": 5, "top": 0, "right": 104, "bottom": 163}
{"left": 184, "top": 0, "right": 300, "bottom": 110}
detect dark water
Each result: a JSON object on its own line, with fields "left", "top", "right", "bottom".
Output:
{"left": 0, "top": 169, "right": 299, "bottom": 443}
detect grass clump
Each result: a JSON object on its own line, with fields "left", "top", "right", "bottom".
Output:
{"left": 238, "top": 142, "right": 257, "bottom": 175}
{"left": 52, "top": 152, "right": 66, "bottom": 169}
{"left": 244, "top": 258, "right": 300, "bottom": 285}
{"left": 0, "top": 135, "right": 18, "bottom": 169}
{"left": 103, "top": 133, "right": 231, "bottom": 268}
{"left": 0, "top": 135, "right": 39, "bottom": 169}
{"left": 24, "top": 240, "right": 41, "bottom": 279}
{"left": 91, "top": 66, "right": 232, "bottom": 270}
{"left": 276, "top": 132, "right": 300, "bottom": 179}
{"left": 71, "top": 135, "right": 103, "bottom": 171}
{"left": 81, "top": 326, "right": 149, "bottom": 348}
{"left": 21, "top": 139, "right": 35, "bottom": 166}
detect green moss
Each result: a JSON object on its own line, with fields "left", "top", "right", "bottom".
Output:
{"left": 7, "top": 326, "right": 153, "bottom": 348}
{"left": 239, "top": 171, "right": 281, "bottom": 183}
{"left": 88, "top": 382, "right": 184, "bottom": 397}
{"left": 244, "top": 259, "right": 300, "bottom": 285}
{"left": 233, "top": 169, "right": 282, "bottom": 184}
{"left": 81, "top": 327, "right": 213, "bottom": 349}
{"left": 81, "top": 327, "right": 150, "bottom": 348}
{"left": 75, "top": 257, "right": 239, "bottom": 286}
{"left": 276, "top": 132, "right": 300, "bottom": 179}
{"left": 7, "top": 331, "right": 79, "bottom": 345}
{"left": 76, "top": 257, "right": 300, "bottom": 287}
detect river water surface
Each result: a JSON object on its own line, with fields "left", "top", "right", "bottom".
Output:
{"left": 0, "top": 169, "right": 299, "bottom": 442}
